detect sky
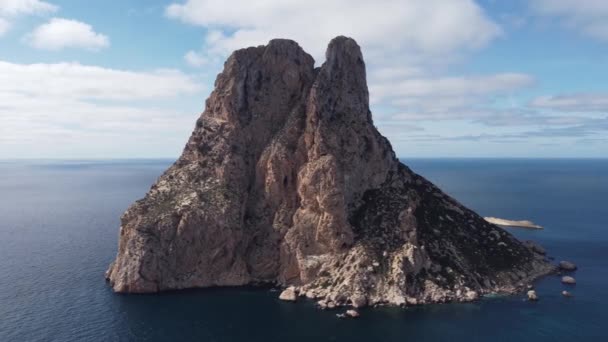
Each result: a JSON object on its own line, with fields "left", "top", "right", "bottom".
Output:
{"left": 0, "top": 0, "right": 607, "bottom": 159}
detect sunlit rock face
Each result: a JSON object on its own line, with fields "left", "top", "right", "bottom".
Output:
{"left": 106, "top": 36, "right": 554, "bottom": 306}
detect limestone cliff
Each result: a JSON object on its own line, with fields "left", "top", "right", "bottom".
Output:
{"left": 106, "top": 37, "right": 553, "bottom": 306}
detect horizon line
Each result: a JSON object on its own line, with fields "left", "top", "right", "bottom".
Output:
{"left": 1, "top": 157, "right": 607, "bottom": 161}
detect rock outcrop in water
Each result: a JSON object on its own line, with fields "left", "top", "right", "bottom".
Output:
{"left": 106, "top": 36, "right": 554, "bottom": 306}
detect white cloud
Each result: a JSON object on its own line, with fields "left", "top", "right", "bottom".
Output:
{"left": 25, "top": 18, "right": 109, "bottom": 51}
{"left": 0, "top": 60, "right": 204, "bottom": 158}
{"left": 166, "top": 0, "right": 502, "bottom": 63}
{"left": 0, "top": 0, "right": 57, "bottom": 16}
{"left": 0, "top": 0, "right": 57, "bottom": 38}
{"left": 184, "top": 50, "right": 207, "bottom": 67}
{"left": 530, "top": 0, "right": 608, "bottom": 41}
{"left": 0, "top": 60, "right": 201, "bottom": 99}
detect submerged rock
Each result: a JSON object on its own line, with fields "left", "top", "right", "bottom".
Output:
{"left": 562, "top": 290, "right": 573, "bottom": 297}
{"left": 346, "top": 309, "right": 360, "bottom": 318}
{"left": 561, "top": 276, "right": 576, "bottom": 285}
{"left": 105, "top": 36, "right": 555, "bottom": 306}
{"left": 559, "top": 261, "right": 577, "bottom": 271}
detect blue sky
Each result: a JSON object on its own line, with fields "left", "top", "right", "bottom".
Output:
{"left": 0, "top": 0, "right": 607, "bottom": 158}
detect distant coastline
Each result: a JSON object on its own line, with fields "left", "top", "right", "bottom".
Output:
{"left": 484, "top": 217, "right": 543, "bottom": 229}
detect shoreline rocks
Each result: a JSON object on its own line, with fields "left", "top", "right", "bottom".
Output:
{"left": 464, "top": 290, "right": 479, "bottom": 301}
{"left": 523, "top": 241, "right": 546, "bottom": 255}
{"left": 351, "top": 295, "right": 367, "bottom": 308}
{"left": 279, "top": 287, "right": 297, "bottom": 302}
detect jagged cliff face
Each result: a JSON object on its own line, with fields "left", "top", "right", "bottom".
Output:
{"left": 106, "top": 37, "right": 553, "bottom": 306}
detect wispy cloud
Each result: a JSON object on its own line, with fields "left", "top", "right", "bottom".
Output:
{"left": 373, "top": 73, "right": 534, "bottom": 103}
{"left": 0, "top": 61, "right": 201, "bottom": 99}
{"left": 531, "top": 93, "right": 608, "bottom": 112}
{"left": 0, "top": 0, "right": 57, "bottom": 16}
{"left": 372, "top": 73, "right": 535, "bottom": 123}
{"left": 529, "top": 0, "right": 608, "bottom": 41}
{"left": 184, "top": 50, "right": 207, "bottom": 67}
{"left": 0, "top": 0, "right": 57, "bottom": 37}
{"left": 398, "top": 117, "right": 608, "bottom": 143}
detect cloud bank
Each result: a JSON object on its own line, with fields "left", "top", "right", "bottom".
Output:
{"left": 0, "top": 60, "right": 203, "bottom": 158}
{"left": 166, "top": 0, "right": 501, "bottom": 62}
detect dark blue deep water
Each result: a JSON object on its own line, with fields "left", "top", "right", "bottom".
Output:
{"left": 1, "top": 159, "right": 606, "bottom": 341}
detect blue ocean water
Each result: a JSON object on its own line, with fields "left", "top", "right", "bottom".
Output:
{"left": 0, "top": 159, "right": 606, "bottom": 341}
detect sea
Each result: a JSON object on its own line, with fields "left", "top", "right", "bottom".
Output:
{"left": 0, "top": 158, "right": 606, "bottom": 342}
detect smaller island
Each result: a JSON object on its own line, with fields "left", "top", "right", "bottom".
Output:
{"left": 484, "top": 217, "right": 543, "bottom": 229}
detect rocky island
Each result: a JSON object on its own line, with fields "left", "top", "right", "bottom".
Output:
{"left": 106, "top": 36, "right": 555, "bottom": 307}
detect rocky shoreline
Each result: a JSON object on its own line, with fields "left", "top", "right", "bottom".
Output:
{"left": 279, "top": 257, "right": 577, "bottom": 314}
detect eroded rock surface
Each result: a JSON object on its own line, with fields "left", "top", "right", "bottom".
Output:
{"left": 106, "top": 36, "right": 555, "bottom": 306}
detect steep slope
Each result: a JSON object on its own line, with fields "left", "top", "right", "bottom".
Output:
{"left": 106, "top": 37, "right": 553, "bottom": 306}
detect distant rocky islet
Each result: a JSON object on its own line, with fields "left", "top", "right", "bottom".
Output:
{"left": 483, "top": 217, "right": 543, "bottom": 229}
